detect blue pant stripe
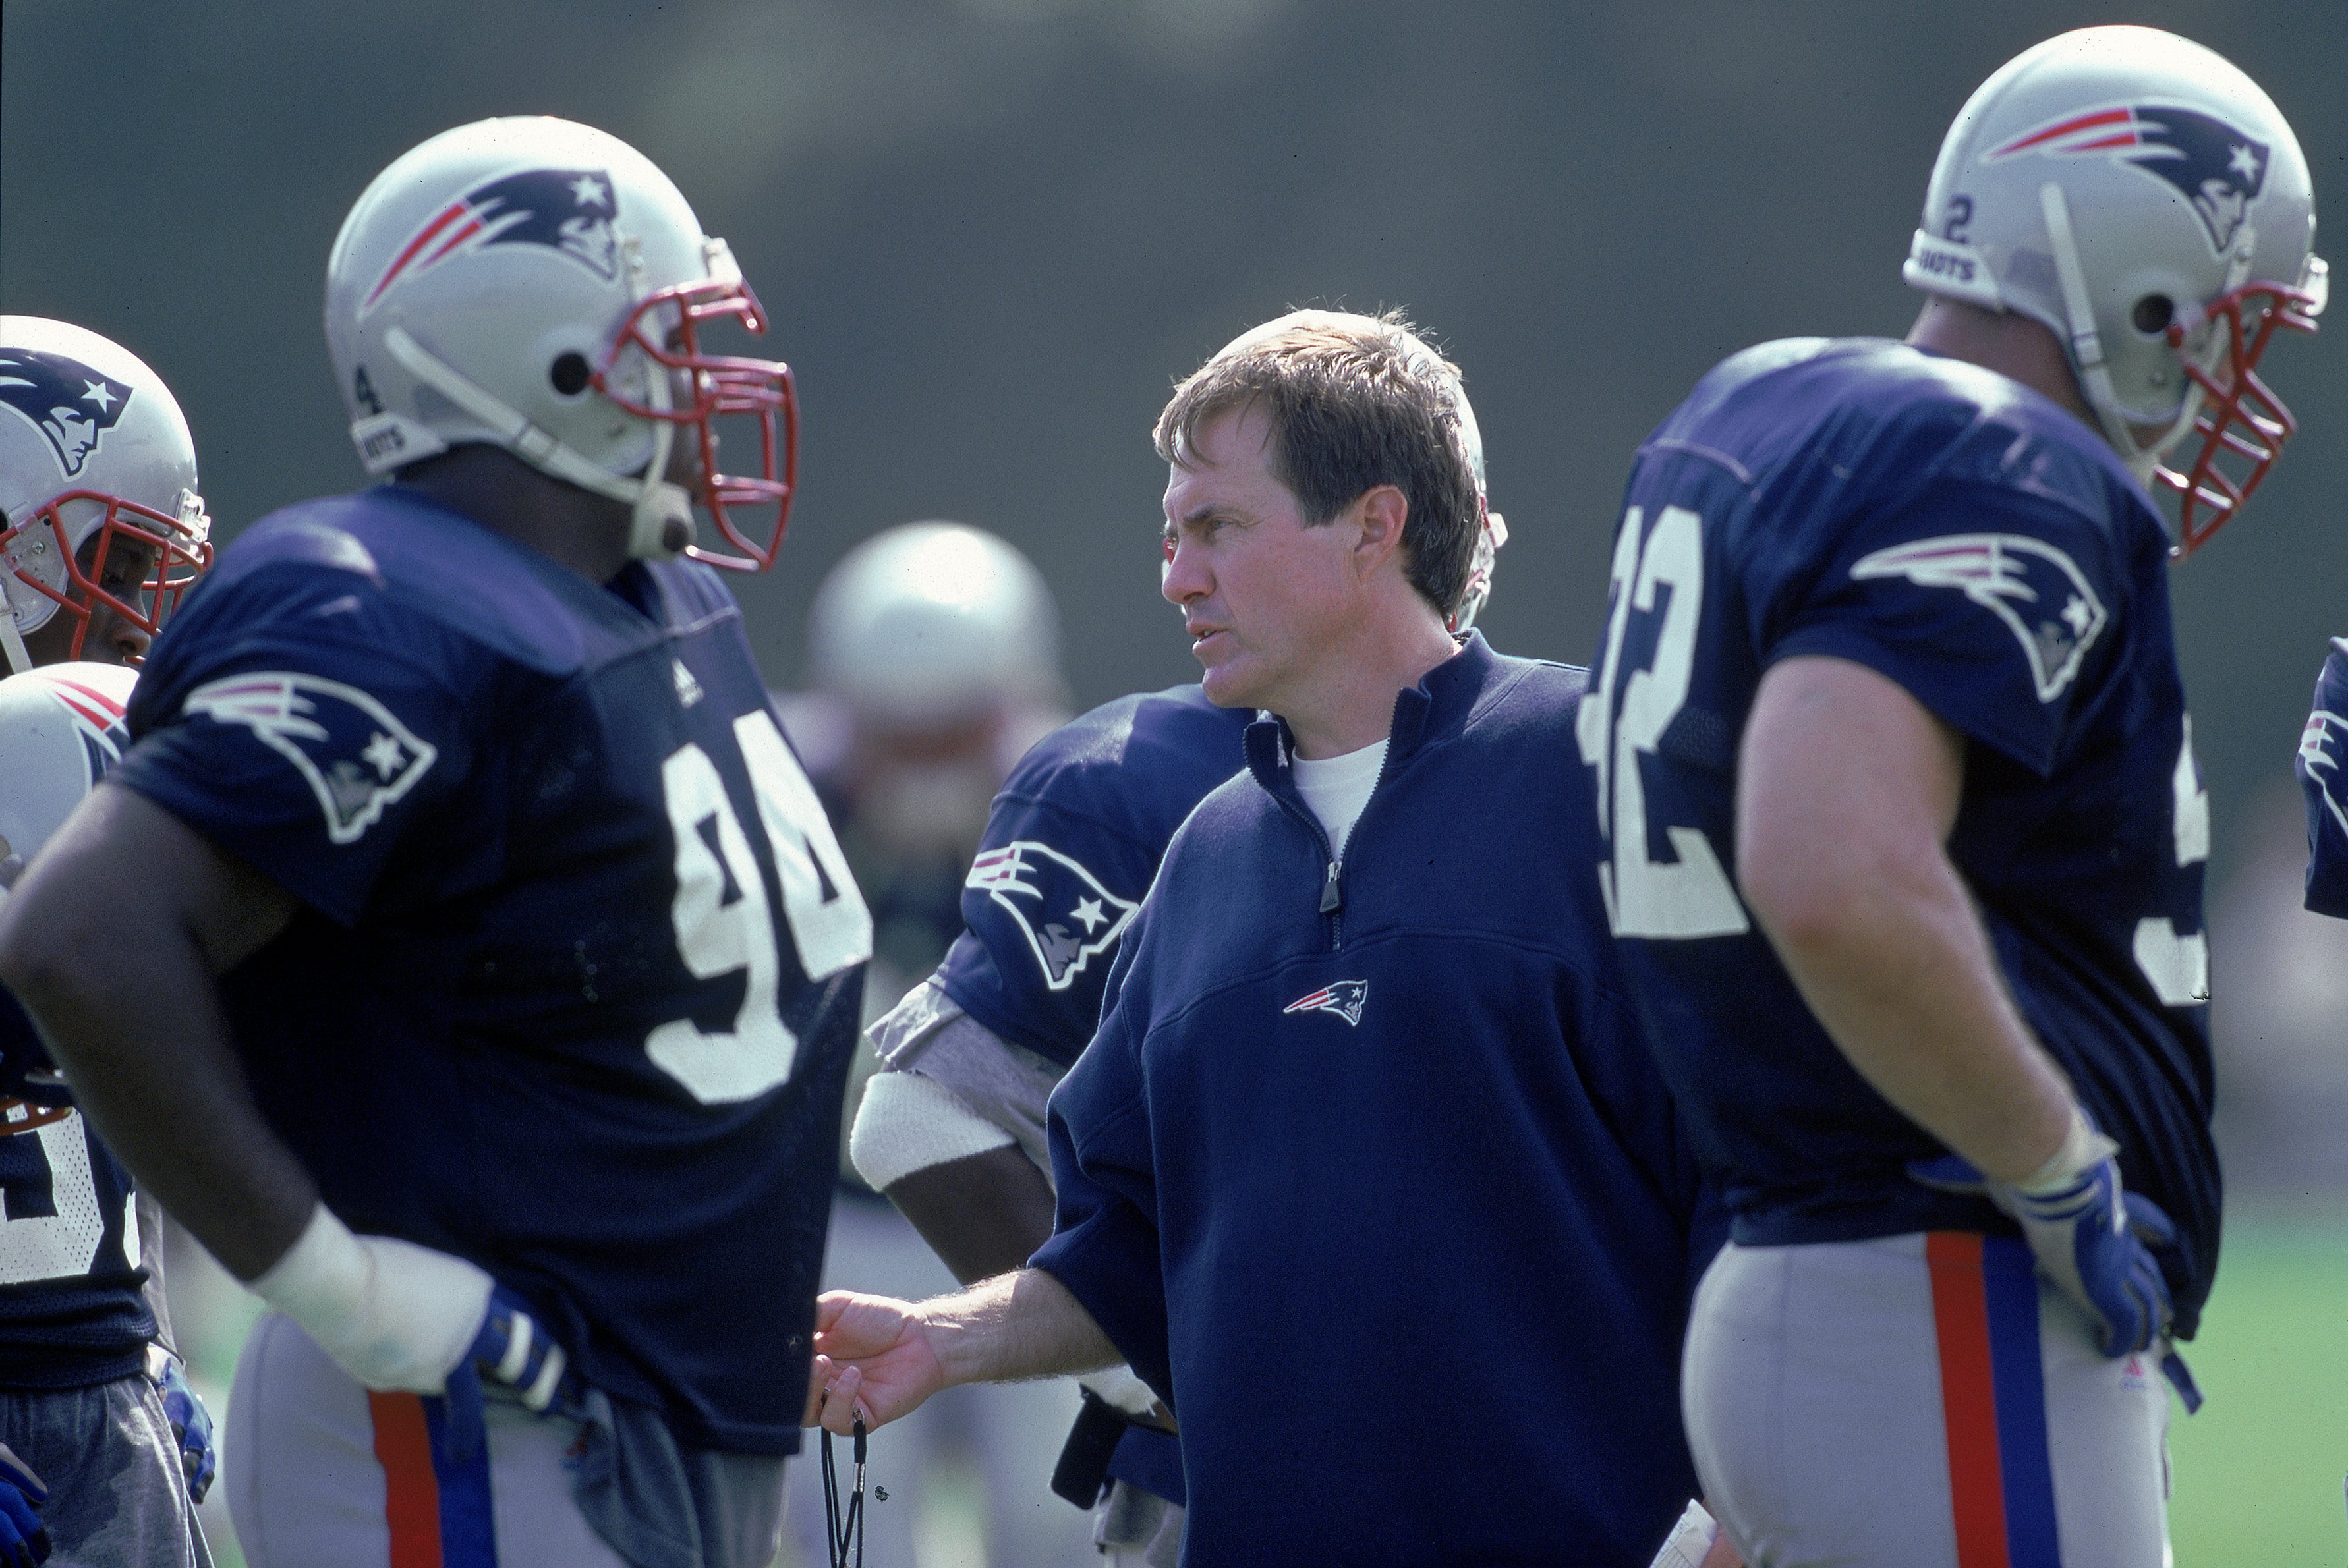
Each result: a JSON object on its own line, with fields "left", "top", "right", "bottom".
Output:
{"left": 421, "top": 1394, "right": 500, "bottom": 1567}
{"left": 1982, "top": 1235, "right": 2061, "bottom": 1567}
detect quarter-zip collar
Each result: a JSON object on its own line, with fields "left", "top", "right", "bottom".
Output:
{"left": 1241, "top": 629, "right": 1502, "bottom": 799}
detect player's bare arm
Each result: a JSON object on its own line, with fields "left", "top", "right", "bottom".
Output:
{"left": 804, "top": 1269, "right": 1120, "bottom": 1436}
{"left": 884, "top": 1147, "right": 1060, "bottom": 1285}
{"left": 1735, "top": 654, "right": 2075, "bottom": 1183}
{"left": 0, "top": 781, "right": 307, "bottom": 1279}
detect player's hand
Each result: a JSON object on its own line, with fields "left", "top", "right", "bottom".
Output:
{"left": 0, "top": 1442, "right": 49, "bottom": 1568}
{"left": 803, "top": 1290, "right": 948, "bottom": 1434}
{"left": 251, "top": 1208, "right": 495, "bottom": 1395}
{"left": 1910, "top": 1123, "right": 2171, "bottom": 1357}
{"left": 146, "top": 1348, "right": 216, "bottom": 1503}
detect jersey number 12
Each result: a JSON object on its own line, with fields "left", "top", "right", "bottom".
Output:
{"left": 650, "top": 711, "right": 872, "bottom": 1104}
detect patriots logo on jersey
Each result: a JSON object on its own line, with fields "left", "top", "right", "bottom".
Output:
{"left": 365, "top": 167, "right": 620, "bottom": 309}
{"left": 2299, "top": 706, "right": 2348, "bottom": 837}
{"left": 966, "top": 841, "right": 1137, "bottom": 991}
{"left": 0, "top": 348, "right": 132, "bottom": 480}
{"left": 1991, "top": 103, "right": 2270, "bottom": 253}
{"left": 1282, "top": 980, "right": 1367, "bottom": 1026}
{"left": 181, "top": 672, "right": 438, "bottom": 844}
{"left": 1851, "top": 534, "right": 2108, "bottom": 702}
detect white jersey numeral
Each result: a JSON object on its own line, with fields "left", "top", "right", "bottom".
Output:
{"left": 0, "top": 1114, "right": 115, "bottom": 1285}
{"left": 1578, "top": 505, "right": 1750, "bottom": 939}
{"left": 2132, "top": 715, "right": 2210, "bottom": 1007}
{"left": 647, "top": 712, "right": 872, "bottom": 1104}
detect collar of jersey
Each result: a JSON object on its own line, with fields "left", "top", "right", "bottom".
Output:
{"left": 1242, "top": 630, "right": 1497, "bottom": 800}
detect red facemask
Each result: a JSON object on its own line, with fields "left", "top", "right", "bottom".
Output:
{"left": 0, "top": 490, "right": 213, "bottom": 661}
{"left": 2159, "top": 272, "right": 2325, "bottom": 557}
{"left": 595, "top": 276, "right": 799, "bottom": 573}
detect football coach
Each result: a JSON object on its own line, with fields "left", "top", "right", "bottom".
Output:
{"left": 806, "top": 311, "right": 1726, "bottom": 1566}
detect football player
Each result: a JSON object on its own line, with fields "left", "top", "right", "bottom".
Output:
{"left": 1573, "top": 26, "right": 2320, "bottom": 1565}
{"left": 845, "top": 318, "right": 1506, "bottom": 1565}
{"left": 779, "top": 520, "right": 1089, "bottom": 1568}
{"left": 2295, "top": 640, "right": 2348, "bottom": 918}
{"left": 0, "top": 316, "right": 216, "bottom": 1568}
{"left": 809, "top": 310, "right": 1727, "bottom": 1565}
{"left": 0, "top": 119, "right": 871, "bottom": 1568}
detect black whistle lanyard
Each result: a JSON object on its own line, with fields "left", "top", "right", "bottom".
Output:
{"left": 820, "top": 1414, "right": 866, "bottom": 1568}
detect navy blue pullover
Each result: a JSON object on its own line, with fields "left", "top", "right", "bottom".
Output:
{"left": 1031, "top": 634, "right": 1723, "bottom": 1566}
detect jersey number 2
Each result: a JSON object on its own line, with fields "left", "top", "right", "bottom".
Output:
{"left": 649, "top": 712, "right": 872, "bottom": 1104}
{"left": 1578, "top": 505, "right": 1750, "bottom": 939}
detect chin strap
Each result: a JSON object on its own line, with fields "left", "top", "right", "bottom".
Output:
{"left": 0, "top": 576, "right": 33, "bottom": 676}
{"left": 379, "top": 327, "right": 695, "bottom": 561}
{"left": 2039, "top": 182, "right": 2215, "bottom": 488}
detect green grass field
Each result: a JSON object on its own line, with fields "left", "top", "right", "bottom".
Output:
{"left": 2169, "top": 1206, "right": 2348, "bottom": 1563}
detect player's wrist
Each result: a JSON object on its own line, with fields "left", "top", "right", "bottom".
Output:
{"left": 2007, "top": 1105, "right": 2117, "bottom": 1200}
{"left": 249, "top": 1203, "right": 372, "bottom": 1331}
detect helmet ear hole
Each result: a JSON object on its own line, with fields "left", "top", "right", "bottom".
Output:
{"left": 2131, "top": 295, "right": 2176, "bottom": 336}
{"left": 549, "top": 352, "right": 593, "bottom": 397}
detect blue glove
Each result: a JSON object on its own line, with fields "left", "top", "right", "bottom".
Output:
{"left": 0, "top": 1442, "right": 49, "bottom": 1568}
{"left": 441, "top": 1286, "right": 580, "bottom": 1465}
{"left": 148, "top": 1350, "right": 216, "bottom": 1503}
{"left": 1908, "top": 1119, "right": 2172, "bottom": 1358}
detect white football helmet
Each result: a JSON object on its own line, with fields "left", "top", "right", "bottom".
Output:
{"left": 324, "top": 117, "right": 797, "bottom": 569}
{"left": 809, "top": 522, "right": 1061, "bottom": 733}
{"left": 1903, "top": 26, "right": 2324, "bottom": 553}
{"left": 0, "top": 661, "right": 135, "bottom": 883}
{"left": 0, "top": 318, "right": 212, "bottom": 673}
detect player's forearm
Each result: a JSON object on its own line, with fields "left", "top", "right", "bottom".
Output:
{"left": 1739, "top": 657, "right": 2073, "bottom": 1183}
{"left": 886, "top": 1146, "right": 1059, "bottom": 1285}
{"left": 0, "top": 787, "right": 315, "bottom": 1279}
{"left": 1756, "top": 859, "right": 2073, "bottom": 1181}
{"left": 921, "top": 1267, "right": 1121, "bottom": 1387}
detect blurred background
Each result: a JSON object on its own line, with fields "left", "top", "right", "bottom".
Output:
{"left": 9, "top": 0, "right": 2348, "bottom": 1560}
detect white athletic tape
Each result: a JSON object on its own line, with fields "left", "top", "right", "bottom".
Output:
{"left": 1645, "top": 1499, "right": 1719, "bottom": 1568}
{"left": 848, "top": 1069, "right": 1016, "bottom": 1192}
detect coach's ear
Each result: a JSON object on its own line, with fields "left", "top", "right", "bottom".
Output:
{"left": 1347, "top": 483, "right": 1410, "bottom": 585}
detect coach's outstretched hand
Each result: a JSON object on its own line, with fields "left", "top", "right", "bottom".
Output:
{"left": 803, "top": 1291, "right": 948, "bottom": 1435}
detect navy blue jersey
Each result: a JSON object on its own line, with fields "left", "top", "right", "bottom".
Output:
{"left": 935, "top": 683, "right": 1248, "bottom": 1507}
{"left": 2296, "top": 640, "right": 2348, "bottom": 918}
{"left": 0, "top": 1036, "right": 152, "bottom": 1389}
{"left": 1577, "top": 339, "right": 2219, "bottom": 1332}
{"left": 112, "top": 486, "right": 871, "bottom": 1453}
{"left": 936, "top": 684, "right": 1253, "bottom": 1068}
{"left": 1033, "top": 636, "right": 1723, "bottom": 1565}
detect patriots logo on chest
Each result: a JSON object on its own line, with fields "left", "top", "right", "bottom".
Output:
{"left": 1850, "top": 534, "right": 2108, "bottom": 702}
{"left": 965, "top": 841, "right": 1137, "bottom": 991}
{"left": 1283, "top": 980, "right": 1367, "bottom": 1026}
{"left": 2301, "top": 704, "right": 2348, "bottom": 839}
{"left": 181, "top": 672, "right": 437, "bottom": 844}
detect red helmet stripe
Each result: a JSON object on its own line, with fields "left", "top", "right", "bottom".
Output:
{"left": 1993, "top": 107, "right": 2133, "bottom": 157}
{"left": 43, "top": 675, "right": 126, "bottom": 720}
{"left": 365, "top": 201, "right": 474, "bottom": 308}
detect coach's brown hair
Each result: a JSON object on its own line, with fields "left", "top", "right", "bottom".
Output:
{"left": 1153, "top": 309, "right": 1481, "bottom": 621}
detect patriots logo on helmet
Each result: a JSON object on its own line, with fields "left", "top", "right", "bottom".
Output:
{"left": 1282, "top": 980, "right": 1367, "bottom": 1026}
{"left": 1851, "top": 534, "right": 2108, "bottom": 703}
{"left": 2299, "top": 706, "right": 2348, "bottom": 839}
{"left": 0, "top": 349, "right": 132, "bottom": 480}
{"left": 32, "top": 671, "right": 134, "bottom": 789}
{"left": 364, "top": 167, "right": 621, "bottom": 310}
{"left": 965, "top": 841, "right": 1139, "bottom": 991}
{"left": 181, "top": 672, "right": 438, "bottom": 844}
{"left": 1991, "top": 104, "right": 2270, "bottom": 254}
